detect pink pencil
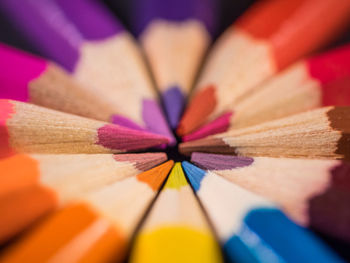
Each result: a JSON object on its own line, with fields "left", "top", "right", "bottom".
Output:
{"left": 0, "top": 43, "right": 129, "bottom": 122}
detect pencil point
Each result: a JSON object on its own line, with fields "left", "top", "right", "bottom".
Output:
{"left": 137, "top": 160, "right": 174, "bottom": 191}
{"left": 191, "top": 152, "right": 254, "bottom": 170}
{"left": 97, "top": 124, "right": 170, "bottom": 151}
{"left": 182, "top": 112, "right": 232, "bottom": 141}
{"left": 182, "top": 161, "right": 206, "bottom": 192}
{"left": 162, "top": 86, "right": 185, "bottom": 129}
{"left": 164, "top": 163, "right": 188, "bottom": 189}
{"left": 179, "top": 137, "right": 233, "bottom": 156}
{"left": 177, "top": 85, "right": 217, "bottom": 136}
{"left": 142, "top": 99, "right": 176, "bottom": 145}
{"left": 113, "top": 152, "right": 167, "bottom": 171}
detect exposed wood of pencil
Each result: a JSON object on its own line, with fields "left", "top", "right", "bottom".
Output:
{"left": 0, "top": 99, "right": 169, "bottom": 155}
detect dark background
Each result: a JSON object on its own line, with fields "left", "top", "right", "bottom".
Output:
{"left": 0, "top": 0, "right": 350, "bottom": 261}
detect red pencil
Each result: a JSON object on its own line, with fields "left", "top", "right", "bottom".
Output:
{"left": 184, "top": 44, "right": 350, "bottom": 141}
{"left": 178, "top": 0, "right": 350, "bottom": 136}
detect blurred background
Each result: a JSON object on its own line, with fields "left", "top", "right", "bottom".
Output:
{"left": 1, "top": 0, "right": 350, "bottom": 260}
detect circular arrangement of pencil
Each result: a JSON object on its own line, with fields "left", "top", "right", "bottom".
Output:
{"left": 0, "top": 0, "right": 350, "bottom": 262}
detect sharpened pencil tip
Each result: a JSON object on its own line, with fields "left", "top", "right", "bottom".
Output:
{"left": 142, "top": 99, "right": 176, "bottom": 146}
{"left": 97, "top": 124, "right": 170, "bottom": 152}
{"left": 182, "top": 161, "right": 206, "bottom": 192}
{"left": 191, "top": 152, "right": 254, "bottom": 170}
{"left": 162, "top": 86, "right": 185, "bottom": 129}
{"left": 177, "top": 85, "right": 217, "bottom": 136}
{"left": 182, "top": 112, "right": 232, "bottom": 141}
{"left": 137, "top": 160, "right": 174, "bottom": 191}
{"left": 164, "top": 163, "right": 188, "bottom": 189}
{"left": 113, "top": 152, "right": 167, "bottom": 171}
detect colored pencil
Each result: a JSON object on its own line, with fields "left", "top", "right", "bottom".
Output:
{"left": 0, "top": 99, "right": 169, "bottom": 156}
{"left": 184, "top": 44, "right": 350, "bottom": 141}
{"left": 131, "top": 0, "right": 217, "bottom": 128}
{"left": 178, "top": 0, "right": 350, "bottom": 136}
{"left": 130, "top": 163, "right": 223, "bottom": 263}
{"left": 0, "top": 0, "right": 175, "bottom": 143}
{"left": 0, "top": 152, "right": 167, "bottom": 244}
{"left": 0, "top": 42, "right": 131, "bottom": 123}
{"left": 182, "top": 161, "right": 344, "bottom": 263}
{"left": 0, "top": 161, "right": 174, "bottom": 263}
{"left": 179, "top": 106, "right": 350, "bottom": 159}
{"left": 191, "top": 152, "right": 350, "bottom": 243}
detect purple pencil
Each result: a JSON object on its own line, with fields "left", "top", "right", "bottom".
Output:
{"left": 131, "top": 0, "right": 218, "bottom": 128}
{"left": 0, "top": 0, "right": 175, "bottom": 144}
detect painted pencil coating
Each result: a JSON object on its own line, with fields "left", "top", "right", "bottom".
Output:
{"left": 130, "top": 163, "right": 223, "bottom": 263}
{"left": 178, "top": 0, "right": 350, "bottom": 136}
{"left": 0, "top": 0, "right": 82, "bottom": 71}
{"left": 54, "top": 0, "right": 123, "bottom": 40}
{"left": 132, "top": 0, "right": 216, "bottom": 36}
{"left": 237, "top": 0, "right": 350, "bottom": 69}
{"left": 0, "top": 43, "right": 47, "bottom": 102}
{"left": 182, "top": 162, "right": 344, "bottom": 263}
{"left": 0, "top": 161, "right": 173, "bottom": 263}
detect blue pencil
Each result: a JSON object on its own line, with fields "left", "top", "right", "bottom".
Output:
{"left": 182, "top": 161, "right": 344, "bottom": 263}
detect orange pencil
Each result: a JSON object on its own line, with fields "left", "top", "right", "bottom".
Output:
{"left": 178, "top": 0, "right": 350, "bottom": 136}
{"left": 0, "top": 161, "right": 173, "bottom": 263}
{"left": 0, "top": 153, "right": 167, "bottom": 244}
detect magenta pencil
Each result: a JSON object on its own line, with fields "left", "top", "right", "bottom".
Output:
{"left": 0, "top": 43, "right": 129, "bottom": 122}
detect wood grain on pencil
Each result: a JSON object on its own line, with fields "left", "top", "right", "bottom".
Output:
{"left": 0, "top": 100, "right": 169, "bottom": 156}
{"left": 178, "top": 0, "right": 350, "bottom": 136}
{"left": 180, "top": 106, "right": 350, "bottom": 159}
{"left": 0, "top": 161, "right": 174, "bottom": 263}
